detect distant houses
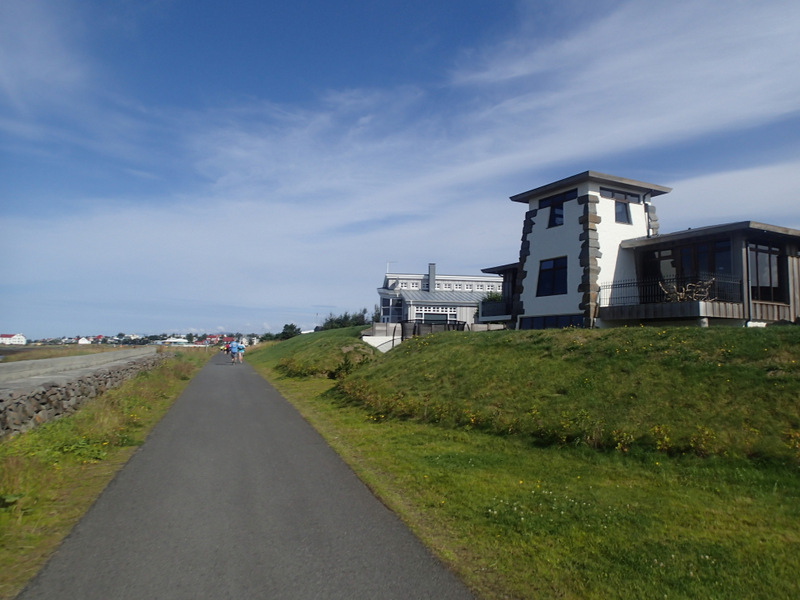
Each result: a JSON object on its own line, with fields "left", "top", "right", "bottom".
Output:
{"left": 0, "top": 331, "right": 254, "bottom": 348}
{"left": 0, "top": 333, "right": 26, "bottom": 345}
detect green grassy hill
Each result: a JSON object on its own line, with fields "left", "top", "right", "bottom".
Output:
{"left": 246, "top": 325, "right": 800, "bottom": 599}
{"left": 249, "top": 326, "right": 376, "bottom": 378}
{"left": 337, "top": 326, "right": 800, "bottom": 461}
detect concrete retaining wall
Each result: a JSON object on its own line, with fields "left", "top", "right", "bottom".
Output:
{"left": 0, "top": 351, "right": 168, "bottom": 439}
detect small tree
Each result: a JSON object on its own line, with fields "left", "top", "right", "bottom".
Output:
{"left": 320, "top": 308, "right": 370, "bottom": 330}
{"left": 279, "top": 323, "right": 302, "bottom": 340}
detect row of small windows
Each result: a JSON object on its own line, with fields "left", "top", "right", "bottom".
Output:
{"left": 542, "top": 187, "right": 635, "bottom": 227}
{"left": 395, "top": 281, "right": 499, "bottom": 291}
{"left": 438, "top": 283, "right": 499, "bottom": 291}
{"left": 414, "top": 306, "right": 458, "bottom": 314}
{"left": 600, "top": 187, "right": 640, "bottom": 203}
{"left": 539, "top": 189, "right": 578, "bottom": 209}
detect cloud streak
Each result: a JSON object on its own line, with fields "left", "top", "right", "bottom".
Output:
{"left": 1, "top": 0, "right": 799, "bottom": 338}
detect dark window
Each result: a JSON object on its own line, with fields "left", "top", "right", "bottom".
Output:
{"left": 615, "top": 200, "right": 631, "bottom": 224}
{"left": 548, "top": 201, "right": 564, "bottom": 227}
{"left": 749, "top": 243, "right": 784, "bottom": 302}
{"left": 643, "top": 249, "right": 675, "bottom": 281}
{"left": 423, "top": 313, "right": 448, "bottom": 323}
{"left": 671, "top": 239, "right": 733, "bottom": 280}
{"left": 536, "top": 257, "right": 568, "bottom": 296}
{"left": 680, "top": 247, "right": 693, "bottom": 277}
{"left": 697, "top": 243, "right": 710, "bottom": 276}
{"left": 714, "top": 240, "right": 732, "bottom": 277}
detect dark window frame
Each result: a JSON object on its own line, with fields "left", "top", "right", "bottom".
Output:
{"left": 548, "top": 201, "right": 564, "bottom": 227}
{"left": 536, "top": 256, "right": 568, "bottom": 297}
{"left": 615, "top": 200, "right": 632, "bottom": 224}
{"left": 539, "top": 188, "right": 578, "bottom": 229}
{"left": 749, "top": 243, "right": 785, "bottom": 303}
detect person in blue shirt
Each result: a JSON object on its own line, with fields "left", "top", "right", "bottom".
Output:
{"left": 229, "top": 341, "right": 239, "bottom": 364}
{"left": 236, "top": 342, "right": 245, "bottom": 363}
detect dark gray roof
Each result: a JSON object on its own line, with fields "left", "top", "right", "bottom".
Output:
{"left": 394, "top": 290, "right": 486, "bottom": 305}
{"left": 510, "top": 171, "right": 672, "bottom": 204}
{"left": 620, "top": 221, "right": 800, "bottom": 248}
{"left": 482, "top": 262, "right": 519, "bottom": 274}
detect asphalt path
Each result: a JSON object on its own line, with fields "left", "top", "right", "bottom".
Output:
{"left": 17, "top": 352, "right": 475, "bottom": 600}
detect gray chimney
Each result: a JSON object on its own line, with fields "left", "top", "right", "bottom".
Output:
{"left": 428, "top": 263, "right": 436, "bottom": 292}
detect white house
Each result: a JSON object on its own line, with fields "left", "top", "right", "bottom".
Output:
{"left": 479, "top": 171, "right": 800, "bottom": 329}
{"left": 0, "top": 333, "right": 26, "bottom": 345}
{"left": 378, "top": 263, "right": 502, "bottom": 324}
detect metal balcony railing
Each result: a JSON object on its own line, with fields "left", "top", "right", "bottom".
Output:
{"left": 599, "top": 275, "right": 742, "bottom": 307}
{"left": 480, "top": 300, "right": 513, "bottom": 317}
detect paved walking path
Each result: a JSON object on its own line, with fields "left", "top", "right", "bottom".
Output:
{"left": 17, "top": 353, "right": 475, "bottom": 599}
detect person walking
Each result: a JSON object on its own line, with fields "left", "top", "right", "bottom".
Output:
{"left": 229, "top": 340, "right": 239, "bottom": 365}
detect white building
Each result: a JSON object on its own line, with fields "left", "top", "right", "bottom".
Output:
{"left": 480, "top": 171, "right": 800, "bottom": 329}
{"left": 378, "top": 263, "right": 502, "bottom": 324}
{"left": 0, "top": 333, "right": 26, "bottom": 345}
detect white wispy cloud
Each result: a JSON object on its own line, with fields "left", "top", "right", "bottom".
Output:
{"left": 449, "top": 0, "right": 800, "bottom": 163}
{"left": 0, "top": 0, "right": 89, "bottom": 113}
{"left": 2, "top": 0, "right": 799, "bottom": 338}
{"left": 662, "top": 160, "right": 800, "bottom": 232}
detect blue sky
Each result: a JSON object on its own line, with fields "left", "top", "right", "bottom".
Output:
{"left": 2, "top": 0, "right": 799, "bottom": 340}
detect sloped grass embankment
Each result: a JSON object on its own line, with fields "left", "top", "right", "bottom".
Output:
{"left": 247, "top": 325, "right": 800, "bottom": 600}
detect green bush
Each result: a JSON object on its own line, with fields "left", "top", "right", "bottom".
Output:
{"left": 248, "top": 326, "right": 376, "bottom": 379}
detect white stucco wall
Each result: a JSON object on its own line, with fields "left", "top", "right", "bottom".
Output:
{"left": 517, "top": 186, "right": 585, "bottom": 318}
{"left": 517, "top": 181, "right": 654, "bottom": 320}
{"left": 594, "top": 192, "right": 651, "bottom": 285}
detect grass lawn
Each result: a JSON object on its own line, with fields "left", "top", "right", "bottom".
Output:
{"left": 247, "top": 326, "right": 800, "bottom": 600}
{"left": 3, "top": 326, "right": 797, "bottom": 599}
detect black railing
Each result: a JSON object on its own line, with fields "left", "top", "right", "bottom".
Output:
{"left": 400, "top": 320, "right": 466, "bottom": 340}
{"left": 480, "top": 300, "right": 513, "bottom": 317}
{"left": 599, "top": 275, "right": 742, "bottom": 307}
